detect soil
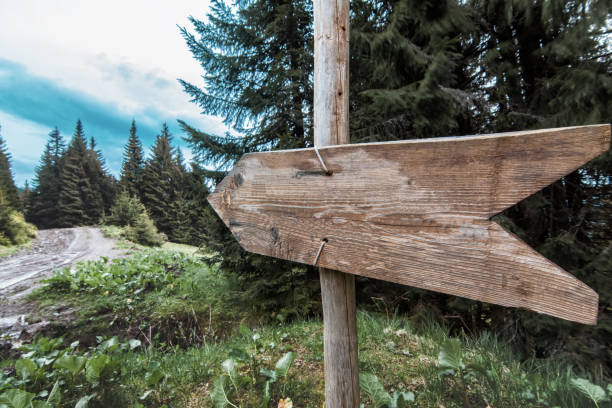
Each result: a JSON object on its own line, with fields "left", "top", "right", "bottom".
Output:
{"left": 0, "top": 227, "right": 127, "bottom": 340}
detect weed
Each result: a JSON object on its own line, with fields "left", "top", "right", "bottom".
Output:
{"left": 0, "top": 335, "right": 142, "bottom": 407}
{"left": 32, "top": 250, "right": 241, "bottom": 348}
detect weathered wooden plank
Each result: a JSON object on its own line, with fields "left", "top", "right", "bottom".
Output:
{"left": 313, "top": 0, "right": 360, "bottom": 406}
{"left": 209, "top": 124, "right": 610, "bottom": 324}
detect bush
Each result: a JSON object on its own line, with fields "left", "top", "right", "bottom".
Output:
{"left": 107, "top": 191, "right": 144, "bottom": 226}
{"left": 107, "top": 192, "right": 163, "bottom": 247}
{"left": 0, "top": 335, "right": 142, "bottom": 408}
{"left": 124, "top": 212, "right": 164, "bottom": 247}
{"left": 0, "top": 204, "right": 36, "bottom": 246}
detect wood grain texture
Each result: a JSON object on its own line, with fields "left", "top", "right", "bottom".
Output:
{"left": 314, "top": 0, "right": 360, "bottom": 406}
{"left": 209, "top": 124, "right": 611, "bottom": 325}
{"left": 313, "top": 0, "right": 349, "bottom": 147}
{"left": 320, "top": 267, "right": 359, "bottom": 407}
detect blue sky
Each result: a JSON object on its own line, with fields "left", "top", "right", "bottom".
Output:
{"left": 0, "top": 0, "right": 228, "bottom": 187}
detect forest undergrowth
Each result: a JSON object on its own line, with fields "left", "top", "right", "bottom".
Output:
{"left": 1, "top": 240, "right": 610, "bottom": 408}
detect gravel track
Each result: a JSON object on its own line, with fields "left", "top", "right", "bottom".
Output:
{"left": 0, "top": 227, "right": 126, "bottom": 335}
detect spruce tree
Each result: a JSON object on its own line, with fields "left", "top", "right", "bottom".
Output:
{"left": 178, "top": 0, "right": 314, "bottom": 172}
{"left": 141, "top": 124, "right": 180, "bottom": 238}
{"left": 83, "top": 135, "right": 116, "bottom": 222}
{"left": 169, "top": 148, "right": 192, "bottom": 243}
{"left": 21, "top": 180, "right": 32, "bottom": 218}
{"left": 92, "top": 136, "right": 118, "bottom": 217}
{"left": 0, "top": 128, "right": 36, "bottom": 245}
{"left": 176, "top": 164, "right": 212, "bottom": 246}
{"left": 179, "top": 0, "right": 322, "bottom": 316}
{"left": 120, "top": 120, "right": 145, "bottom": 198}
{"left": 57, "top": 121, "right": 89, "bottom": 226}
{"left": 348, "top": 0, "right": 612, "bottom": 376}
{"left": 57, "top": 159, "right": 87, "bottom": 227}
{"left": 349, "top": 0, "right": 479, "bottom": 141}
{"left": 0, "top": 126, "right": 20, "bottom": 210}
{"left": 55, "top": 120, "right": 116, "bottom": 226}
{"left": 0, "top": 189, "right": 36, "bottom": 246}
{"left": 28, "top": 127, "right": 66, "bottom": 228}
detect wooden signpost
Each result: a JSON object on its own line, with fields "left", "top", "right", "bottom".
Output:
{"left": 209, "top": 123, "right": 610, "bottom": 325}
{"left": 207, "top": 0, "right": 611, "bottom": 405}
{"left": 311, "top": 0, "right": 359, "bottom": 405}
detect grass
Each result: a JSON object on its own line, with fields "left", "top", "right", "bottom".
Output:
{"left": 99, "top": 224, "right": 123, "bottom": 240}
{"left": 31, "top": 249, "right": 240, "bottom": 348}
{"left": 100, "top": 224, "right": 203, "bottom": 256}
{"left": 0, "top": 242, "right": 29, "bottom": 258}
{"left": 74, "top": 311, "right": 606, "bottom": 407}
{"left": 161, "top": 241, "right": 201, "bottom": 256}
{"left": 6, "top": 249, "right": 612, "bottom": 407}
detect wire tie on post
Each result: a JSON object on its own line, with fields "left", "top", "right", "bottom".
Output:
{"left": 314, "top": 146, "right": 332, "bottom": 175}
{"left": 313, "top": 238, "right": 328, "bottom": 266}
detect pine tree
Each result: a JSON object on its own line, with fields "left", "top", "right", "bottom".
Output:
{"left": 91, "top": 135, "right": 118, "bottom": 217}
{"left": 28, "top": 127, "right": 66, "bottom": 228}
{"left": 120, "top": 120, "right": 145, "bottom": 198}
{"left": 141, "top": 124, "right": 180, "bottom": 238}
{"left": 179, "top": 0, "right": 323, "bottom": 316}
{"left": 349, "top": 0, "right": 479, "bottom": 141}
{"left": 178, "top": 0, "right": 314, "bottom": 176}
{"left": 0, "top": 126, "right": 20, "bottom": 210}
{"left": 57, "top": 121, "right": 89, "bottom": 226}
{"left": 55, "top": 120, "right": 116, "bottom": 227}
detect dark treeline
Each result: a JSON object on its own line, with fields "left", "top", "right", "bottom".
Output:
{"left": 26, "top": 120, "right": 117, "bottom": 228}
{"left": 20, "top": 119, "right": 207, "bottom": 245}
{"left": 115, "top": 120, "right": 208, "bottom": 244}
{"left": 178, "top": 0, "right": 612, "bottom": 379}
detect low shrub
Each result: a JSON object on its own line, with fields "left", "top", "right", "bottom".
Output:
{"left": 107, "top": 192, "right": 163, "bottom": 247}
{"left": 0, "top": 335, "right": 142, "bottom": 408}
{"left": 124, "top": 212, "right": 164, "bottom": 247}
{"left": 36, "top": 250, "right": 238, "bottom": 348}
{"left": 107, "top": 191, "right": 144, "bottom": 226}
{"left": 0, "top": 205, "right": 36, "bottom": 246}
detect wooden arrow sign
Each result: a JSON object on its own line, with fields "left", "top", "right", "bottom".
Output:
{"left": 209, "top": 125, "right": 610, "bottom": 324}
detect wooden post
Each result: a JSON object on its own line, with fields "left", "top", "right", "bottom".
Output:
{"left": 314, "top": 0, "right": 359, "bottom": 406}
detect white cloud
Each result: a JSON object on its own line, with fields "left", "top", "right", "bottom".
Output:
{"left": 181, "top": 146, "right": 194, "bottom": 164}
{"left": 0, "top": 0, "right": 229, "bottom": 135}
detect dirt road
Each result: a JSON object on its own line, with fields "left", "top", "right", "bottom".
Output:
{"left": 0, "top": 227, "right": 126, "bottom": 336}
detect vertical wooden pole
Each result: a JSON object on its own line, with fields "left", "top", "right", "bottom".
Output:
{"left": 313, "top": 0, "right": 359, "bottom": 406}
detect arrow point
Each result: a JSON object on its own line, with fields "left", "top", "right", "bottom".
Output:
{"left": 484, "top": 222, "right": 599, "bottom": 324}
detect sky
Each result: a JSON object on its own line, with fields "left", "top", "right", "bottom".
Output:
{"left": 0, "top": 0, "right": 229, "bottom": 187}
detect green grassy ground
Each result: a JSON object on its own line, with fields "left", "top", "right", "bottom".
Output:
{"left": 100, "top": 224, "right": 203, "bottom": 256}
{"left": 0, "top": 241, "right": 31, "bottom": 258}
{"left": 3, "top": 248, "right": 610, "bottom": 407}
